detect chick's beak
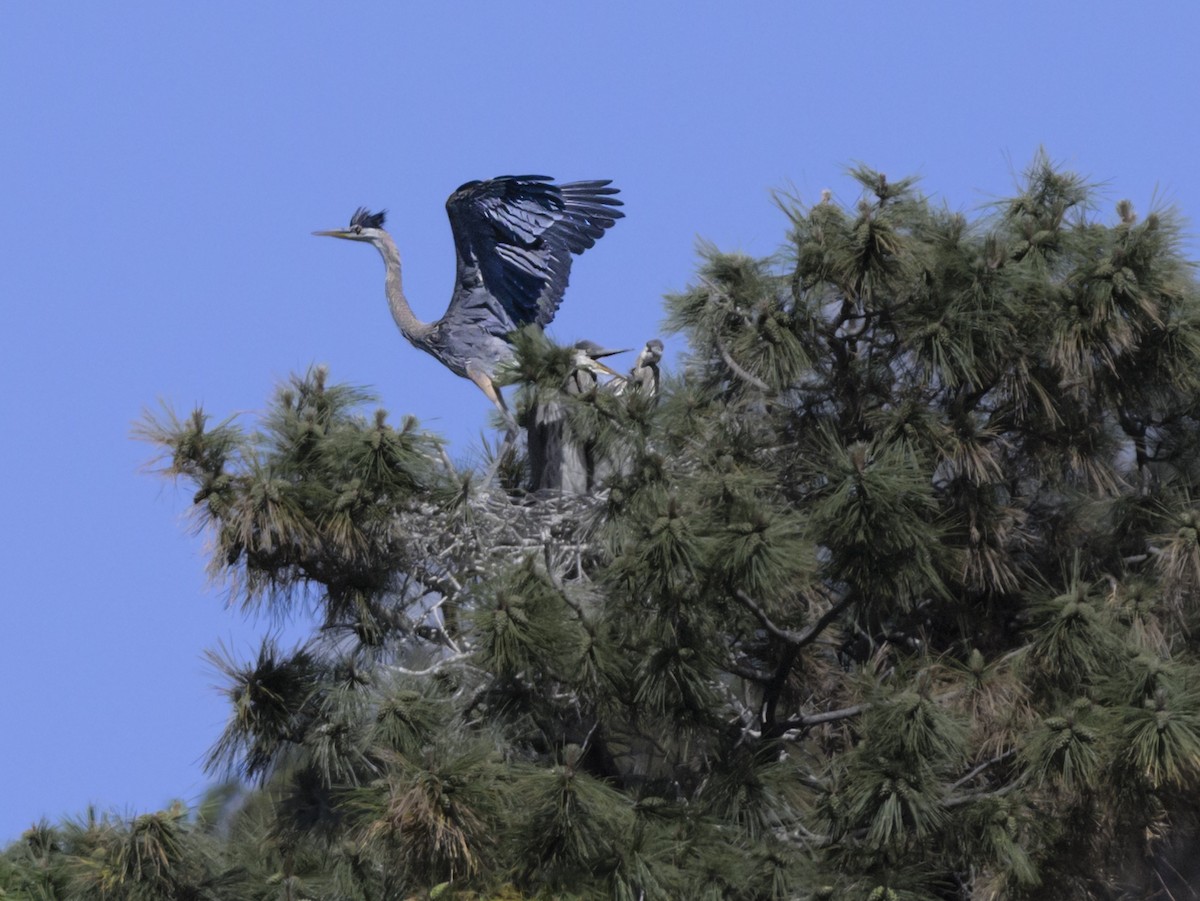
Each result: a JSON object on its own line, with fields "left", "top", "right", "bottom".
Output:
{"left": 588, "top": 359, "right": 621, "bottom": 376}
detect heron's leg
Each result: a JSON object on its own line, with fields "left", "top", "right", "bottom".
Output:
{"left": 466, "top": 364, "right": 519, "bottom": 439}
{"left": 466, "top": 366, "right": 521, "bottom": 486}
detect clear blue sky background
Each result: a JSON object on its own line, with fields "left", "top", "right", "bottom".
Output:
{"left": 3, "top": 3, "right": 1199, "bottom": 842}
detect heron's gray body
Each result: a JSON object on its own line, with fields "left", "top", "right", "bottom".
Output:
{"left": 412, "top": 290, "right": 513, "bottom": 380}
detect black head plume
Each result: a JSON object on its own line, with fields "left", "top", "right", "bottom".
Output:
{"left": 350, "top": 207, "right": 387, "bottom": 229}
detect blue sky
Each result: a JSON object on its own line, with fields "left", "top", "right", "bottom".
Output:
{"left": 2, "top": 3, "right": 1199, "bottom": 842}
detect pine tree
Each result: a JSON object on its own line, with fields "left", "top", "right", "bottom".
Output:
{"left": 9, "top": 154, "right": 1200, "bottom": 899}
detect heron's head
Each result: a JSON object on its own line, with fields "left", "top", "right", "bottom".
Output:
{"left": 313, "top": 207, "right": 388, "bottom": 244}
{"left": 572, "top": 340, "right": 628, "bottom": 377}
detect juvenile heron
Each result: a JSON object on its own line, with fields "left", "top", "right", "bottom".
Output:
{"left": 628, "top": 339, "right": 664, "bottom": 396}
{"left": 315, "top": 176, "right": 623, "bottom": 432}
{"left": 569, "top": 340, "right": 630, "bottom": 395}
{"left": 522, "top": 340, "right": 630, "bottom": 493}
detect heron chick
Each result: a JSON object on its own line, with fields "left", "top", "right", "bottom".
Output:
{"left": 569, "top": 340, "right": 629, "bottom": 394}
{"left": 315, "top": 176, "right": 623, "bottom": 435}
{"left": 629, "top": 339, "right": 664, "bottom": 395}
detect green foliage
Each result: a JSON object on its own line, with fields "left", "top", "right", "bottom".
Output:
{"left": 349, "top": 740, "right": 510, "bottom": 886}
{"left": 14, "top": 155, "right": 1200, "bottom": 898}
{"left": 470, "top": 559, "right": 585, "bottom": 683}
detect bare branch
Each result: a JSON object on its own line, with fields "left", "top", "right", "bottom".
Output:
{"left": 733, "top": 588, "right": 855, "bottom": 649}
{"left": 386, "top": 653, "right": 475, "bottom": 678}
{"left": 778, "top": 704, "right": 865, "bottom": 732}
{"left": 949, "top": 748, "right": 1017, "bottom": 792}
{"left": 733, "top": 588, "right": 804, "bottom": 643}
{"left": 943, "top": 779, "right": 1022, "bottom": 809}
{"left": 715, "top": 335, "right": 772, "bottom": 392}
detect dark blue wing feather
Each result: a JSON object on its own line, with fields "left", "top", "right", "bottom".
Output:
{"left": 443, "top": 176, "right": 623, "bottom": 335}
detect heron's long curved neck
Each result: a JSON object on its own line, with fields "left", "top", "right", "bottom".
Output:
{"left": 376, "top": 232, "right": 433, "bottom": 343}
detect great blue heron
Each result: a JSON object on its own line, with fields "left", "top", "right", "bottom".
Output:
{"left": 626, "top": 339, "right": 664, "bottom": 396}
{"left": 569, "top": 340, "right": 630, "bottom": 395}
{"left": 314, "top": 176, "right": 623, "bottom": 433}
{"left": 526, "top": 340, "right": 631, "bottom": 492}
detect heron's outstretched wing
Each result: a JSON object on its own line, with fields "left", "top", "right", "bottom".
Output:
{"left": 444, "top": 176, "right": 623, "bottom": 335}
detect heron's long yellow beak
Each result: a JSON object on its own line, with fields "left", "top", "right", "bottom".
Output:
{"left": 573, "top": 355, "right": 623, "bottom": 377}
{"left": 312, "top": 229, "right": 357, "bottom": 239}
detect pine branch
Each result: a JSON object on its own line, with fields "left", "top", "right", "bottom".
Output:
{"left": 386, "top": 653, "right": 475, "bottom": 678}
{"left": 733, "top": 589, "right": 803, "bottom": 643}
{"left": 942, "top": 778, "right": 1022, "bottom": 809}
{"left": 733, "top": 588, "right": 855, "bottom": 649}
{"left": 715, "top": 335, "right": 772, "bottom": 392}
{"left": 542, "top": 541, "right": 596, "bottom": 638}
{"left": 778, "top": 704, "right": 865, "bottom": 730}
{"left": 776, "top": 684, "right": 970, "bottom": 736}
{"left": 949, "top": 748, "right": 1018, "bottom": 792}
{"left": 725, "top": 658, "right": 773, "bottom": 683}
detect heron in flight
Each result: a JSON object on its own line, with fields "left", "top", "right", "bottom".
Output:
{"left": 314, "top": 176, "right": 624, "bottom": 433}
